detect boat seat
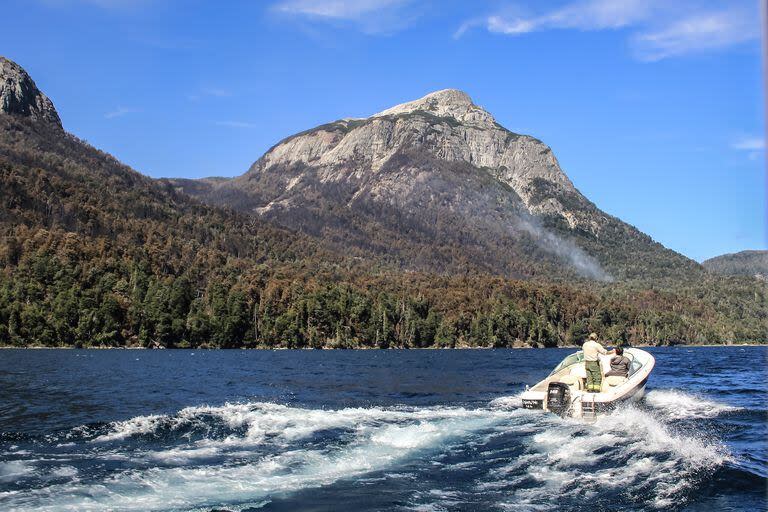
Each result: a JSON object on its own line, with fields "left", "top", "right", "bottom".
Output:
{"left": 570, "top": 365, "right": 587, "bottom": 379}
{"left": 559, "top": 374, "right": 582, "bottom": 390}
{"left": 601, "top": 375, "right": 628, "bottom": 392}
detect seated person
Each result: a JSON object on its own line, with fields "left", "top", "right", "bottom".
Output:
{"left": 605, "top": 347, "right": 630, "bottom": 378}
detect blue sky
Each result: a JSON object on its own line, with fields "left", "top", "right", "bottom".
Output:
{"left": 2, "top": 0, "right": 765, "bottom": 262}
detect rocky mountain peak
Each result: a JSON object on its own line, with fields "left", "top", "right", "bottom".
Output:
{"left": 372, "top": 88, "right": 496, "bottom": 128}
{"left": 0, "top": 57, "right": 62, "bottom": 128}
{"left": 169, "top": 88, "right": 702, "bottom": 282}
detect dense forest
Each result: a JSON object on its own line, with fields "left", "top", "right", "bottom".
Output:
{"left": 703, "top": 250, "right": 768, "bottom": 279}
{"left": 1, "top": 225, "right": 765, "bottom": 349}
{"left": 0, "top": 114, "right": 766, "bottom": 349}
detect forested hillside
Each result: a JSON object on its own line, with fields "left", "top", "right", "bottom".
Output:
{"left": 703, "top": 250, "right": 768, "bottom": 279}
{"left": 0, "top": 116, "right": 763, "bottom": 348}
{"left": 3, "top": 229, "right": 765, "bottom": 348}
{"left": 0, "top": 58, "right": 765, "bottom": 348}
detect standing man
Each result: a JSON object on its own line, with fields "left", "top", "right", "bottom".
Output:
{"left": 582, "top": 333, "right": 614, "bottom": 392}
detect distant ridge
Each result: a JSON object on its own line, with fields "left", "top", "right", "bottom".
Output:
{"left": 703, "top": 250, "right": 768, "bottom": 279}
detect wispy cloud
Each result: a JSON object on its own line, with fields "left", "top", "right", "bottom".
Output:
{"left": 187, "top": 88, "right": 232, "bottom": 102}
{"left": 457, "top": 0, "right": 760, "bottom": 61}
{"left": 104, "top": 106, "right": 140, "bottom": 119}
{"left": 632, "top": 9, "right": 760, "bottom": 61}
{"left": 215, "top": 121, "right": 257, "bottom": 129}
{"left": 731, "top": 136, "right": 765, "bottom": 151}
{"left": 201, "top": 87, "right": 231, "bottom": 97}
{"left": 271, "top": 0, "right": 419, "bottom": 34}
{"left": 274, "top": 0, "right": 406, "bottom": 19}
{"left": 731, "top": 135, "right": 765, "bottom": 161}
{"left": 476, "top": 0, "right": 653, "bottom": 36}
{"left": 40, "top": 0, "right": 152, "bottom": 9}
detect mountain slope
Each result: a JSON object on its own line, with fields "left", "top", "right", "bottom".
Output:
{"left": 0, "top": 114, "right": 324, "bottom": 267}
{"left": 169, "top": 89, "right": 701, "bottom": 282}
{"left": 0, "top": 59, "right": 326, "bottom": 272}
{"left": 703, "top": 250, "right": 768, "bottom": 279}
{"left": 0, "top": 56, "right": 339, "bottom": 347}
{"left": 1, "top": 57, "right": 763, "bottom": 348}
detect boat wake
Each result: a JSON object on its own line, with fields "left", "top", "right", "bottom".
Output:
{"left": 0, "top": 391, "right": 747, "bottom": 511}
{"left": 643, "top": 389, "right": 741, "bottom": 419}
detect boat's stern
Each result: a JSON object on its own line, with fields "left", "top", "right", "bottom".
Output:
{"left": 520, "top": 389, "right": 545, "bottom": 410}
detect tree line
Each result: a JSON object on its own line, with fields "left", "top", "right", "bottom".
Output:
{"left": 1, "top": 227, "right": 765, "bottom": 348}
{"left": 0, "top": 115, "right": 765, "bottom": 349}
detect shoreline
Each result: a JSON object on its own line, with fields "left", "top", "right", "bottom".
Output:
{"left": 0, "top": 343, "right": 764, "bottom": 350}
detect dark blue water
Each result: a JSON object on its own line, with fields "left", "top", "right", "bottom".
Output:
{"left": 0, "top": 347, "right": 765, "bottom": 511}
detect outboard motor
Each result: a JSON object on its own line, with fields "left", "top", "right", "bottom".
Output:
{"left": 546, "top": 382, "right": 571, "bottom": 416}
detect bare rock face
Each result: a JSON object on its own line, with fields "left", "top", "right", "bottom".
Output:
{"left": 372, "top": 89, "right": 496, "bottom": 128}
{"left": 170, "top": 89, "right": 700, "bottom": 281}
{"left": 250, "top": 89, "right": 599, "bottom": 233}
{"left": 0, "top": 57, "right": 62, "bottom": 128}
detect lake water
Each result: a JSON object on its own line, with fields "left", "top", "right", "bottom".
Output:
{"left": 0, "top": 347, "right": 765, "bottom": 511}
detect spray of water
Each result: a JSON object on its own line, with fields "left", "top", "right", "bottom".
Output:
{"left": 0, "top": 390, "right": 737, "bottom": 512}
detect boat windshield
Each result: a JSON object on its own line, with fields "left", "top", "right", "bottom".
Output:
{"left": 548, "top": 352, "right": 584, "bottom": 376}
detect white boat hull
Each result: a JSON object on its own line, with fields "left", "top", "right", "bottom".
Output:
{"left": 520, "top": 348, "right": 655, "bottom": 419}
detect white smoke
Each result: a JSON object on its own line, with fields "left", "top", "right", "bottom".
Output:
{"left": 517, "top": 216, "right": 614, "bottom": 282}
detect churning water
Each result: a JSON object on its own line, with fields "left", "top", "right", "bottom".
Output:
{"left": 0, "top": 347, "right": 765, "bottom": 511}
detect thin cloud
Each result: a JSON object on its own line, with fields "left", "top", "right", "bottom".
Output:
{"left": 632, "top": 9, "right": 760, "bottom": 61}
{"left": 731, "top": 136, "right": 765, "bottom": 151}
{"left": 455, "top": 0, "right": 653, "bottom": 38}
{"left": 187, "top": 88, "right": 232, "bottom": 102}
{"left": 274, "top": 0, "right": 406, "bottom": 19}
{"left": 215, "top": 121, "right": 257, "bottom": 129}
{"left": 201, "top": 87, "right": 231, "bottom": 97}
{"left": 40, "top": 0, "right": 152, "bottom": 9}
{"left": 271, "top": 0, "right": 419, "bottom": 34}
{"left": 517, "top": 0, "right": 650, "bottom": 34}
{"left": 104, "top": 106, "right": 140, "bottom": 119}
{"left": 458, "top": 0, "right": 760, "bottom": 61}
{"left": 731, "top": 135, "right": 765, "bottom": 161}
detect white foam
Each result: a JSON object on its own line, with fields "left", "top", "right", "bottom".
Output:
{"left": 93, "top": 401, "right": 522, "bottom": 467}
{"left": 371, "top": 422, "right": 445, "bottom": 449}
{"left": 8, "top": 394, "right": 735, "bottom": 511}
{"left": 644, "top": 389, "right": 740, "bottom": 420}
{"left": 406, "top": 504, "right": 449, "bottom": 512}
{"left": 3, "top": 403, "right": 517, "bottom": 511}
{"left": 489, "top": 393, "right": 523, "bottom": 409}
{"left": 601, "top": 406, "right": 728, "bottom": 463}
{"left": 50, "top": 466, "right": 78, "bottom": 478}
{"left": 92, "top": 414, "right": 165, "bottom": 442}
{"left": 0, "top": 461, "right": 34, "bottom": 482}
{"left": 489, "top": 404, "right": 730, "bottom": 511}
{"left": 146, "top": 446, "right": 222, "bottom": 465}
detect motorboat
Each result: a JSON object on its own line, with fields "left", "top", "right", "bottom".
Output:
{"left": 520, "top": 348, "right": 655, "bottom": 419}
